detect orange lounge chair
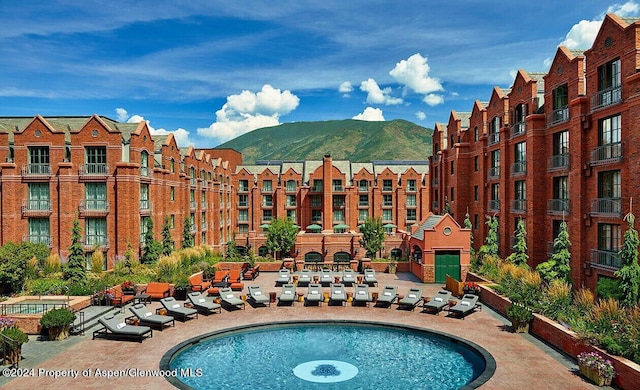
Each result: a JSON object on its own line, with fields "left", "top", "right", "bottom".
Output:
{"left": 212, "top": 270, "right": 229, "bottom": 285}
{"left": 228, "top": 270, "right": 244, "bottom": 291}
{"left": 145, "top": 282, "right": 171, "bottom": 300}
{"left": 189, "top": 271, "right": 211, "bottom": 292}
{"left": 108, "top": 284, "right": 134, "bottom": 307}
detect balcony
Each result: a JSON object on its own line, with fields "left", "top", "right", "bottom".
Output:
{"left": 510, "top": 122, "right": 525, "bottom": 138}
{"left": 22, "top": 163, "right": 51, "bottom": 179}
{"left": 382, "top": 186, "right": 393, "bottom": 192}
{"left": 238, "top": 201, "right": 248, "bottom": 208}
{"left": 140, "top": 200, "right": 152, "bottom": 215}
{"left": 590, "top": 249, "right": 620, "bottom": 270}
{"left": 547, "top": 199, "right": 570, "bottom": 214}
{"left": 84, "top": 236, "right": 109, "bottom": 249}
{"left": 262, "top": 200, "right": 273, "bottom": 207}
{"left": 487, "top": 166, "right": 500, "bottom": 180}
{"left": 510, "top": 161, "right": 526, "bottom": 176}
{"left": 488, "top": 132, "right": 499, "bottom": 146}
{"left": 201, "top": 222, "right": 208, "bottom": 231}
{"left": 590, "top": 198, "right": 621, "bottom": 216}
{"left": 488, "top": 199, "right": 500, "bottom": 211}
{"left": 79, "top": 163, "right": 108, "bottom": 180}
{"left": 190, "top": 200, "right": 197, "bottom": 210}
{"left": 547, "top": 107, "right": 569, "bottom": 126}
{"left": 78, "top": 200, "right": 109, "bottom": 216}
{"left": 22, "top": 199, "right": 52, "bottom": 216}
{"left": 358, "top": 186, "right": 369, "bottom": 193}
{"left": 201, "top": 202, "right": 208, "bottom": 210}
{"left": 591, "top": 86, "right": 622, "bottom": 112}
{"left": 382, "top": 201, "right": 393, "bottom": 207}
{"left": 511, "top": 199, "right": 526, "bottom": 213}
{"left": 358, "top": 201, "right": 369, "bottom": 207}
{"left": 406, "top": 185, "right": 417, "bottom": 193}
{"left": 332, "top": 184, "right": 344, "bottom": 192}
{"left": 140, "top": 166, "right": 152, "bottom": 178}
{"left": 23, "top": 235, "right": 52, "bottom": 247}
{"left": 547, "top": 154, "right": 569, "bottom": 171}
{"left": 590, "top": 143, "right": 622, "bottom": 166}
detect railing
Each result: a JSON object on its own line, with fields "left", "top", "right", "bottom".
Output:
{"left": 79, "top": 200, "right": 109, "bottom": 216}
{"left": 23, "top": 234, "right": 52, "bottom": 247}
{"left": 22, "top": 199, "right": 52, "bottom": 216}
{"left": 548, "top": 154, "right": 569, "bottom": 170}
{"left": 510, "top": 161, "right": 526, "bottom": 176}
{"left": 140, "top": 166, "right": 152, "bottom": 178}
{"left": 0, "top": 332, "right": 21, "bottom": 367}
{"left": 547, "top": 107, "right": 569, "bottom": 126}
{"left": 488, "top": 132, "right": 499, "bottom": 145}
{"left": 85, "top": 236, "right": 109, "bottom": 248}
{"left": 432, "top": 201, "right": 439, "bottom": 209}
{"left": 333, "top": 202, "right": 345, "bottom": 208}
{"left": 488, "top": 199, "right": 500, "bottom": 211}
{"left": 262, "top": 186, "right": 272, "bottom": 193}
{"left": 590, "top": 198, "right": 621, "bottom": 216}
{"left": 238, "top": 201, "right": 248, "bottom": 207}
{"left": 510, "top": 122, "right": 525, "bottom": 138}
{"left": 488, "top": 166, "right": 500, "bottom": 180}
{"left": 383, "top": 201, "right": 393, "bottom": 207}
{"left": 79, "top": 163, "right": 108, "bottom": 177}
{"left": 406, "top": 186, "right": 416, "bottom": 192}
{"left": 591, "top": 86, "right": 621, "bottom": 112}
{"left": 22, "top": 163, "right": 51, "bottom": 177}
{"left": 201, "top": 202, "right": 207, "bottom": 210}
{"left": 312, "top": 185, "right": 323, "bottom": 192}
{"left": 311, "top": 201, "right": 322, "bottom": 207}
{"left": 140, "top": 200, "right": 152, "bottom": 211}
{"left": 262, "top": 201, "right": 273, "bottom": 207}
{"left": 332, "top": 185, "right": 344, "bottom": 191}
{"left": 190, "top": 201, "right": 197, "bottom": 210}
{"left": 286, "top": 201, "right": 297, "bottom": 207}
{"left": 590, "top": 142, "right": 622, "bottom": 165}
{"left": 358, "top": 186, "right": 368, "bottom": 192}
{"left": 547, "top": 199, "right": 570, "bottom": 214}
{"left": 590, "top": 249, "right": 621, "bottom": 270}
{"left": 238, "top": 186, "right": 249, "bottom": 192}
{"left": 358, "top": 201, "right": 369, "bottom": 207}
{"left": 511, "top": 199, "right": 526, "bottom": 212}
{"left": 382, "top": 186, "right": 393, "bottom": 192}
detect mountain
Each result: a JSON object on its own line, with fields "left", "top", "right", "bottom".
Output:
{"left": 215, "top": 119, "right": 433, "bottom": 164}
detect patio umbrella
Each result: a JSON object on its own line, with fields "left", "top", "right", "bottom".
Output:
{"left": 333, "top": 223, "right": 350, "bottom": 230}
{"left": 383, "top": 223, "right": 397, "bottom": 228}
{"left": 305, "top": 224, "right": 322, "bottom": 231}
{"left": 259, "top": 224, "right": 270, "bottom": 229}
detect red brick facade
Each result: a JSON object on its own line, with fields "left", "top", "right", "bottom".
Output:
{"left": 430, "top": 14, "right": 640, "bottom": 290}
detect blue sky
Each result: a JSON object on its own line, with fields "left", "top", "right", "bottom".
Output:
{"left": 1, "top": 1, "right": 638, "bottom": 147}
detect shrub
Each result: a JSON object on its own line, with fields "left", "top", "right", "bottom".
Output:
{"left": 595, "top": 277, "right": 623, "bottom": 301}
{"left": 90, "top": 251, "right": 105, "bottom": 273}
{"left": 44, "top": 253, "right": 62, "bottom": 275}
{"left": 541, "top": 279, "right": 572, "bottom": 321}
{"left": 40, "top": 308, "right": 76, "bottom": 329}
{"left": 0, "top": 326, "right": 29, "bottom": 345}
{"left": 506, "top": 302, "right": 533, "bottom": 322}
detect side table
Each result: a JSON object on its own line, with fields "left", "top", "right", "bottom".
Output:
{"left": 134, "top": 293, "right": 151, "bottom": 305}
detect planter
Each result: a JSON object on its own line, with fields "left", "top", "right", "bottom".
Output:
{"left": 3, "top": 345, "right": 22, "bottom": 365}
{"left": 174, "top": 288, "right": 188, "bottom": 300}
{"left": 511, "top": 319, "right": 530, "bottom": 333}
{"left": 47, "top": 325, "right": 70, "bottom": 341}
{"left": 579, "top": 365, "right": 613, "bottom": 387}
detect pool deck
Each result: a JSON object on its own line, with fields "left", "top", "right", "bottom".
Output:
{"left": 2, "top": 272, "right": 608, "bottom": 389}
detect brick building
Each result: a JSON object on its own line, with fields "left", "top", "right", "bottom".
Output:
{"left": 0, "top": 115, "right": 238, "bottom": 269}
{"left": 430, "top": 14, "right": 640, "bottom": 290}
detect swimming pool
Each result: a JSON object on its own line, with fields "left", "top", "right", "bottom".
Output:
{"left": 162, "top": 320, "right": 495, "bottom": 389}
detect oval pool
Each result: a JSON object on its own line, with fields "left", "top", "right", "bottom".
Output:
{"left": 161, "top": 320, "right": 495, "bottom": 390}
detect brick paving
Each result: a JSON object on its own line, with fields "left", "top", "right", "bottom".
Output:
{"left": 2, "top": 272, "right": 605, "bottom": 389}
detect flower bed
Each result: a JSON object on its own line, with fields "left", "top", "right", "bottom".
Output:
{"left": 577, "top": 352, "right": 615, "bottom": 386}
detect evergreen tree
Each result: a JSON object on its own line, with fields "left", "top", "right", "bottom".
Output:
{"left": 464, "top": 211, "right": 474, "bottom": 256}
{"left": 615, "top": 211, "right": 640, "bottom": 306}
{"left": 481, "top": 215, "right": 499, "bottom": 257}
{"left": 141, "top": 217, "right": 161, "bottom": 264}
{"left": 182, "top": 215, "right": 194, "bottom": 249}
{"left": 536, "top": 221, "right": 571, "bottom": 283}
{"left": 443, "top": 196, "right": 451, "bottom": 215}
{"left": 226, "top": 237, "right": 239, "bottom": 259}
{"left": 123, "top": 242, "right": 135, "bottom": 275}
{"left": 64, "top": 218, "right": 87, "bottom": 284}
{"left": 161, "top": 216, "right": 174, "bottom": 256}
{"left": 507, "top": 218, "right": 528, "bottom": 267}
{"left": 265, "top": 218, "right": 299, "bottom": 259}
{"left": 359, "top": 216, "right": 385, "bottom": 258}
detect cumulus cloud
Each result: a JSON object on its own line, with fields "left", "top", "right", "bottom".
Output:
{"left": 352, "top": 107, "right": 385, "bottom": 121}
{"left": 560, "top": 1, "right": 640, "bottom": 49}
{"left": 359, "top": 78, "right": 403, "bottom": 105}
{"left": 197, "top": 84, "right": 299, "bottom": 143}
{"left": 415, "top": 111, "right": 426, "bottom": 121}
{"left": 423, "top": 94, "right": 444, "bottom": 106}
{"left": 114, "top": 107, "right": 193, "bottom": 147}
{"left": 389, "top": 53, "right": 443, "bottom": 94}
{"left": 339, "top": 81, "right": 353, "bottom": 94}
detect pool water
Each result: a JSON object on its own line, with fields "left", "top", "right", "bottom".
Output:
{"left": 166, "top": 322, "right": 489, "bottom": 390}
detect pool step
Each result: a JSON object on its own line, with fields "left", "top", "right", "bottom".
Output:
{"left": 71, "top": 305, "right": 118, "bottom": 335}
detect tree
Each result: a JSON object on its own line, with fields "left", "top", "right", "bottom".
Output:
{"left": 359, "top": 216, "right": 385, "bottom": 258}
{"left": 123, "top": 242, "right": 135, "bottom": 275}
{"left": 537, "top": 221, "right": 571, "bottom": 284}
{"left": 507, "top": 218, "right": 528, "bottom": 267}
{"left": 265, "top": 218, "right": 299, "bottom": 259}
{"left": 161, "top": 216, "right": 174, "bottom": 256}
{"left": 443, "top": 195, "right": 451, "bottom": 215}
{"left": 64, "top": 218, "right": 87, "bottom": 284}
{"left": 0, "top": 242, "right": 49, "bottom": 294}
{"left": 226, "top": 237, "right": 239, "bottom": 259}
{"left": 182, "top": 215, "right": 194, "bottom": 249}
{"left": 141, "top": 217, "right": 161, "bottom": 264}
{"left": 464, "top": 211, "right": 474, "bottom": 256}
{"left": 615, "top": 211, "right": 640, "bottom": 306}
{"left": 480, "top": 215, "right": 499, "bottom": 258}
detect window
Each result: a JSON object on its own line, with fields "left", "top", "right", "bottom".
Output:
{"left": 407, "top": 209, "right": 417, "bottom": 220}
{"left": 286, "top": 180, "right": 296, "bottom": 192}
{"left": 85, "top": 146, "right": 107, "bottom": 174}
{"left": 140, "top": 183, "right": 150, "bottom": 209}
{"left": 28, "top": 146, "right": 50, "bottom": 174}
{"left": 450, "top": 160, "right": 454, "bottom": 175}
{"left": 312, "top": 180, "right": 323, "bottom": 192}
{"left": 406, "top": 194, "right": 416, "bottom": 206}
{"left": 85, "top": 183, "right": 106, "bottom": 210}
{"left": 286, "top": 195, "right": 296, "bottom": 207}
{"left": 358, "top": 209, "right": 369, "bottom": 221}
{"left": 474, "top": 127, "right": 479, "bottom": 142}
{"left": 262, "top": 180, "right": 272, "bottom": 192}
{"left": 474, "top": 185, "right": 479, "bottom": 201}
{"left": 201, "top": 191, "right": 207, "bottom": 208}
{"left": 450, "top": 134, "right": 455, "bottom": 148}
{"left": 286, "top": 209, "right": 296, "bottom": 222}
{"left": 333, "top": 195, "right": 345, "bottom": 208}
{"left": 489, "top": 116, "right": 501, "bottom": 144}
{"left": 169, "top": 159, "right": 175, "bottom": 173}
{"left": 599, "top": 170, "right": 620, "bottom": 199}
{"left": 238, "top": 194, "right": 248, "bottom": 207}
{"left": 551, "top": 84, "right": 569, "bottom": 124}
{"left": 189, "top": 189, "right": 196, "bottom": 208}
{"left": 28, "top": 183, "right": 50, "bottom": 210}
{"left": 332, "top": 179, "right": 343, "bottom": 191}
{"left": 489, "top": 150, "right": 500, "bottom": 178}
{"left": 358, "top": 180, "right": 368, "bottom": 191}
{"left": 382, "top": 209, "right": 392, "bottom": 221}
{"left": 238, "top": 210, "right": 248, "bottom": 222}
{"left": 600, "top": 115, "right": 621, "bottom": 146}
{"left": 170, "top": 186, "right": 175, "bottom": 201}
{"left": 238, "top": 225, "right": 248, "bottom": 234}
{"left": 553, "top": 176, "right": 568, "bottom": 200}
{"left": 359, "top": 195, "right": 369, "bottom": 206}
{"left": 262, "top": 194, "right": 273, "bottom": 207}
{"left": 407, "top": 179, "right": 416, "bottom": 191}
{"left": 86, "top": 218, "right": 107, "bottom": 246}
{"left": 239, "top": 179, "right": 249, "bottom": 192}
{"left": 383, "top": 194, "right": 393, "bottom": 206}
{"left": 474, "top": 156, "right": 479, "bottom": 171}
{"left": 170, "top": 215, "right": 175, "bottom": 228}
{"left": 311, "top": 210, "right": 322, "bottom": 221}
{"left": 140, "top": 216, "right": 150, "bottom": 243}
{"left": 551, "top": 130, "right": 569, "bottom": 169}
{"left": 512, "top": 103, "right": 526, "bottom": 136}
{"left": 28, "top": 218, "right": 50, "bottom": 245}
{"left": 450, "top": 187, "right": 454, "bottom": 201}
{"left": 514, "top": 181, "right": 526, "bottom": 211}
{"left": 474, "top": 214, "right": 479, "bottom": 229}
{"left": 333, "top": 209, "right": 344, "bottom": 222}
{"left": 140, "top": 151, "right": 149, "bottom": 176}
{"left": 598, "top": 223, "right": 620, "bottom": 252}
{"left": 382, "top": 179, "right": 393, "bottom": 191}
{"left": 513, "top": 142, "right": 526, "bottom": 174}
{"left": 598, "top": 58, "right": 621, "bottom": 92}
{"left": 311, "top": 195, "right": 322, "bottom": 207}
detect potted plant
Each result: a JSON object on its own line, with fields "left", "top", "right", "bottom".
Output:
{"left": 387, "top": 260, "right": 397, "bottom": 274}
{"left": 173, "top": 273, "right": 190, "bottom": 300}
{"left": 577, "top": 352, "right": 615, "bottom": 386}
{"left": 505, "top": 302, "right": 533, "bottom": 333}
{"left": 121, "top": 280, "right": 135, "bottom": 294}
{"left": 0, "top": 317, "right": 28, "bottom": 365}
{"left": 40, "top": 308, "right": 76, "bottom": 341}
{"left": 463, "top": 281, "right": 481, "bottom": 295}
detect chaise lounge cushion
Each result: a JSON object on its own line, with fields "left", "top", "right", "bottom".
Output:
{"left": 145, "top": 282, "right": 171, "bottom": 300}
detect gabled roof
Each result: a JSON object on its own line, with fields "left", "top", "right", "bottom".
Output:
{"left": 411, "top": 214, "right": 445, "bottom": 241}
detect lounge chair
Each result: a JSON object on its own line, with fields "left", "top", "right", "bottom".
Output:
{"left": 320, "top": 268, "right": 333, "bottom": 286}
{"left": 243, "top": 265, "right": 260, "bottom": 280}
{"left": 398, "top": 288, "right": 423, "bottom": 311}
{"left": 248, "top": 285, "right": 270, "bottom": 307}
{"left": 188, "top": 271, "right": 211, "bottom": 292}
{"left": 187, "top": 292, "right": 222, "bottom": 315}
{"left": 330, "top": 283, "right": 347, "bottom": 306}
{"left": 276, "top": 269, "right": 291, "bottom": 286}
{"left": 364, "top": 269, "right": 378, "bottom": 286}
{"left": 297, "top": 269, "right": 312, "bottom": 286}
{"left": 160, "top": 297, "right": 199, "bottom": 321}
{"left": 107, "top": 284, "right": 134, "bottom": 307}
{"left": 448, "top": 294, "right": 481, "bottom": 319}
{"left": 305, "top": 283, "right": 323, "bottom": 306}
{"left": 353, "top": 284, "right": 372, "bottom": 306}
{"left": 93, "top": 314, "right": 152, "bottom": 342}
{"left": 342, "top": 269, "right": 356, "bottom": 286}
{"left": 375, "top": 285, "right": 398, "bottom": 307}
{"left": 278, "top": 284, "right": 296, "bottom": 306}
{"left": 212, "top": 270, "right": 230, "bottom": 286}
{"left": 219, "top": 287, "right": 246, "bottom": 310}
{"left": 144, "top": 282, "right": 171, "bottom": 300}
{"left": 129, "top": 303, "right": 175, "bottom": 330}
{"left": 422, "top": 290, "right": 452, "bottom": 315}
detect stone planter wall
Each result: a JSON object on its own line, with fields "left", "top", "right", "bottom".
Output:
{"left": 254, "top": 261, "right": 282, "bottom": 272}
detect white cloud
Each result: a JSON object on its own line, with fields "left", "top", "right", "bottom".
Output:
{"left": 197, "top": 84, "right": 300, "bottom": 143}
{"left": 115, "top": 107, "right": 129, "bottom": 122}
{"left": 339, "top": 81, "right": 353, "bottom": 94}
{"left": 359, "top": 78, "right": 403, "bottom": 105}
{"left": 115, "top": 107, "right": 193, "bottom": 147}
{"left": 415, "top": 111, "right": 426, "bottom": 121}
{"left": 352, "top": 107, "right": 385, "bottom": 121}
{"left": 560, "top": 1, "right": 640, "bottom": 49}
{"left": 423, "top": 94, "right": 444, "bottom": 106}
{"left": 389, "top": 53, "right": 443, "bottom": 94}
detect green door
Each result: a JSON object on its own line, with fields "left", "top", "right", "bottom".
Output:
{"left": 435, "top": 251, "right": 460, "bottom": 283}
